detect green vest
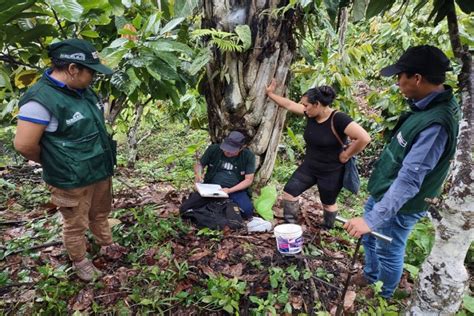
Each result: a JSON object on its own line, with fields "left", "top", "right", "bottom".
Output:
{"left": 19, "top": 74, "right": 115, "bottom": 189}
{"left": 368, "top": 87, "right": 460, "bottom": 214}
{"left": 203, "top": 144, "right": 254, "bottom": 184}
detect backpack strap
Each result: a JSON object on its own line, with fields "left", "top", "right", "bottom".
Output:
{"left": 330, "top": 110, "right": 345, "bottom": 148}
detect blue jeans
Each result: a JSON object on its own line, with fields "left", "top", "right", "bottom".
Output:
{"left": 362, "top": 196, "right": 426, "bottom": 297}
{"left": 229, "top": 190, "right": 254, "bottom": 219}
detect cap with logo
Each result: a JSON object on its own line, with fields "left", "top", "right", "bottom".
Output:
{"left": 48, "top": 39, "right": 113, "bottom": 75}
{"left": 220, "top": 131, "right": 246, "bottom": 153}
{"left": 380, "top": 45, "right": 451, "bottom": 77}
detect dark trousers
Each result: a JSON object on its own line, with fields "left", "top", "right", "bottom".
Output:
{"left": 180, "top": 190, "right": 254, "bottom": 219}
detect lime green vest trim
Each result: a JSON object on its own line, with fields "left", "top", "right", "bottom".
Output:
{"left": 19, "top": 74, "right": 115, "bottom": 189}
{"left": 368, "top": 88, "right": 460, "bottom": 214}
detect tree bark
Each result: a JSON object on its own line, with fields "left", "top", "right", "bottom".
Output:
{"left": 127, "top": 103, "right": 145, "bottom": 168}
{"left": 337, "top": 6, "right": 348, "bottom": 54}
{"left": 107, "top": 96, "right": 127, "bottom": 124}
{"left": 409, "top": 2, "right": 473, "bottom": 313}
{"left": 201, "top": 0, "right": 298, "bottom": 185}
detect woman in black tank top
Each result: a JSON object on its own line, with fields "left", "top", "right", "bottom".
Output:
{"left": 266, "top": 79, "right": 371, "bottom": 228}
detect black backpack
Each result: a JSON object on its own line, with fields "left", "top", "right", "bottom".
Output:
{"left": 180, "top": 199, "right": 244, "bottom": 230}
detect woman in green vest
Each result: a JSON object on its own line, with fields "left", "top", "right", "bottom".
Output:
{"left": 14, "top": 39, "right": 125, "bottom": 281}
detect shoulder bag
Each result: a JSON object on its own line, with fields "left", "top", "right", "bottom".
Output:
{"left": 330, "top": 111, "right": 360, "bottom": 194}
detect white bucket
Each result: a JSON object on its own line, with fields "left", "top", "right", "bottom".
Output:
{"left": 274, "top": 224, "right": 303, "bottom": 255}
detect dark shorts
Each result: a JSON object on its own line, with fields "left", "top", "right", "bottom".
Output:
{"left": 283, "top": 163, "right": 344, "bottom": 205}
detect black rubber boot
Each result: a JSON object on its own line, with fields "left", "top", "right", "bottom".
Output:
{"left": 323, "top": 209, "right": 337, "bottom": 229}
{"left": 283, "top": 200, "right": 300, "bottom": 223}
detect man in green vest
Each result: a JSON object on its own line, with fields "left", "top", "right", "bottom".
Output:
{"left": 14, "top": 39, "right": 125, "bottom": 281}
{"left": 343, "top": 45, "right": 460, "bottom": 297}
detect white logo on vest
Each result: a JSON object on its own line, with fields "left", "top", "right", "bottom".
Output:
{"left": 397, "top": 131, "right": 407, "bottom": 147}
{"left": 59, "top": 53, "right": 86, "bottom": 61}
{"left": 66, "top": 112, "right": 85, "bottom": 125}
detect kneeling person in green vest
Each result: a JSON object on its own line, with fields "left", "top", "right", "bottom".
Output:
{"left": 14, "top": 39, "right": 126, "bottom": 282}
{"left": 342, "top": 45, "right": 460, "bottom": 298}
{"left": 180, "top": 131, "right": 256, "bottom": 219}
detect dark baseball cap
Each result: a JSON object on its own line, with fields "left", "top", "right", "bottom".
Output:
{"left": 48, "top": 39, "right": 113, "bottom": 75}
{"left": 220, "top": 131, "right": 246, "bottom": 153}
{"left": 380, "top": 45, "right": 451, "bottom": 77}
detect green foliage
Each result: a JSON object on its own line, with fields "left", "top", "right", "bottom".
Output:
{"left": 284, "top": 0, "right": 466, "bottom": 148}
{"left": 355, "top": 281, "right": 400, "bottom": 315}
{"left": 202, "top": 275, "right": 246, "bottom": 315}
{"left": 0, "top": 0, "right": 207, "bottom": 145}
{"left": 0, "top": 214, "right": 61, "bottom": 260}
{"left": 286, "top": 126, "right": 305, "bottom": 155}
{"left": 405, "top": 217, "right": 435, "bottom": 267}
{"left": 251, "top": 266, "right": 292, "bottom": 314}
{"left": 253, "top": 184, "right": 277, "bottom": 220}
{"left": 270, "top": 156, "right": 298, "bottom": 184}
{"left": 315, "top": 267, "right": 334, "bottom": 282}
{"left": 111, "top": 206, "right": 189, "bottom": 260}
{"left": 129, "top": 122, "right": 209, "bottom": 188}
{"left": 35, "top": 264, "right": 80, "bottom": 314}
{"left": 197, "top": 227, "right": 223, "bottom": 241}
{"left": 463, "top": 294, "right": 474, "bottom": 313}
{"left": 191, "top": 27, "right": 251, "bottom": 53}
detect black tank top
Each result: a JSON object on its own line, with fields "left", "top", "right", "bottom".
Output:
{"left": 302, "top": 110, "right": 353, "bottom": 171}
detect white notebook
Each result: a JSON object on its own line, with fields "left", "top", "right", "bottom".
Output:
{"left": 195, "top": 183, "right": 229, "bottom": 198}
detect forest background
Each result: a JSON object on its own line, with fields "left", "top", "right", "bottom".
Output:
{"left": 0, "top": 0, "right": 472, "bottom": 314}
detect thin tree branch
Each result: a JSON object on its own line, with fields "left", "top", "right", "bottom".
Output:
{"left": 4, "top": 241, "right": 62, "bottom": 257}
{"left": 52, "top": 9, "right": 67, "bottom": 39}
{"left": 0, "top": 54, "right": 41, "bottom": 69}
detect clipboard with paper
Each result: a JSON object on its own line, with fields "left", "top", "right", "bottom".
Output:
{"left": 195, "top": 183, "right": 229, "bottom": 198}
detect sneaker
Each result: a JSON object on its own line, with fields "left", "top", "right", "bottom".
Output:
{"left": 247, "top": 217, "right": 272, "bottom": 232}
{"left": 99, "top": 243, "right": 128, "bottom": 260}
{"left": 73, "top": 258, "right": 102, "bottom": 281}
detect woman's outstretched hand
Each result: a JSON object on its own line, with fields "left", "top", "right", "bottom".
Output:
{"left": 265, "top": 79, "right": 277, "bottom": 95}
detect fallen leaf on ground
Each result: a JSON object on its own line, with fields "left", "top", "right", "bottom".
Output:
{"left": 290, "top": 294, "right": 304, "bottom": 310}
{"left": 102, "top": 243, "right": 128, "bottom": 260}
{"left": 198, "top": 264, "right": 215, "bottom": 277}
{"left": 116, "top": 267, "right": 137, "bottom": 285}
{"left": 108, "top": 218, "right": 122, "bottom": 227}
{"left": 343, "top": 290, "right": 356, "bottom": 310}
{"left": 173, "top": 280, "right": 193, "bottom": 295}
{"left": 188, "top": 249, "right": 210, "bottom": 261}
{"left": 143, "top": 248, "right": 157, "bottom": 265}
{"left": 216, "top": 248, "right": 229, "bottom": 260}
{"left": 222, "top": 263, "right": 243, "bottom": 277}
{"left": 19, "top": 289, "right": 36, "bottom": 303}
{"left": 69, "top": 288, "right": 94, "bottom": 311}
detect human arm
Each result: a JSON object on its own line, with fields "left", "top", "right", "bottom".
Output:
{"left": 195, "top": 145, "right": 213, "bottom": 183}
{"left": 344, "top": 125, "right": 448, "bottom": 237}
{"left": 339, "top": 122, "right": 371, "bottom": 163}
{"left": 14, "top": 120, "right": 46, "bottom": 163}
{"left": 265, "top": 79, "right": 306, "bottom": 115}
{"left": 221, "top": 173, "right": 254, "bottom": 194}
{"left": 194, "top": 162, "right": 205, "bottom": 183}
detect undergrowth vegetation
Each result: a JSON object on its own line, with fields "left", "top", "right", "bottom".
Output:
{"left": 0, "top": 0, "right": 473, "bottom": 313}
{"left": 2, "top": 122, "right": 472, "bottom": 314}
